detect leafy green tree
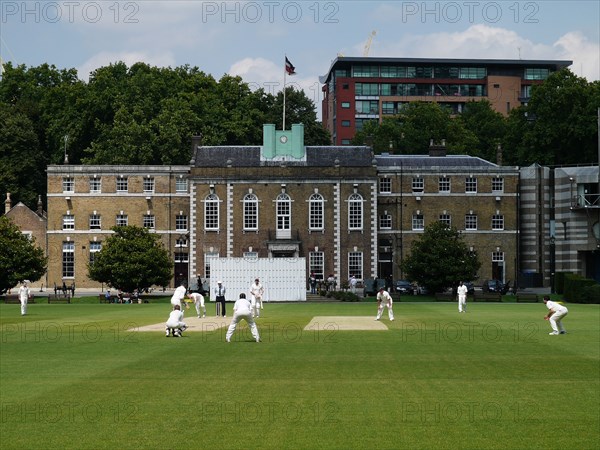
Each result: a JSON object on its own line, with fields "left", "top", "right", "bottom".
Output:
{"left": 352, "top": 102, "right": 477, "bottom": 154}
{"left": 401, "top": 221, "right": 481, "bottom": 293}
{"left": 459, "top": 100, "right": 506, "bottom": 161}
{"left": 503, "top": 69, "right": 599, "bottom": 165}
{"left": 88, "top": 226, "right": 173, "bottom": 292}
{"left": 0, "top": 104, "right": 43, "bottom": 208}
{"left": 0, "top": 216, "right": 47, "bottom": 294}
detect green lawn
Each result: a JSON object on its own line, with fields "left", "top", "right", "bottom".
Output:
{"left": 1, "top": 301, "right": 598, "bottom": 450}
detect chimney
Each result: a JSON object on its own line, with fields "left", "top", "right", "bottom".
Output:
{"left": 37, "top": 195, "right": 44, "bottom": 217}
{"left": 4, "top": 192, "right": 11, "bottom": 214}
{"left": 428, "top": 139, "right": 447, "bottom": 157}
{"left": 190, "top": 133, "right": 202, "bottom": 165}
{"left": 496, "top": 143, "right": 503, "bottom": 166}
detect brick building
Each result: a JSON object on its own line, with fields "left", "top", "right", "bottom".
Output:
{"left": 375, "top": 143, "right": 519, "bottom": 284}
{"left": 45, "top": 165, "right": 190, "bottom": 289}
{"left": 320, "top": 57, "right": 572, "bottom": 145}
{"left": 43, "top": 124, "right": 528, "bottom": 290}
{"left": 4, "top": 193, "right": 48, "bottom": 289}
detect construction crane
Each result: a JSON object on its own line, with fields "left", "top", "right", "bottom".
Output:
{"left": 363, "top": 30, "right": 377, "bottom": 57}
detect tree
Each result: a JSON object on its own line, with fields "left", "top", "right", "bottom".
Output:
{"left": 401, "top": 221, "right": 481, "bottom": 293}
{"left": 503, "top": 69, "right": 600, "bottom": 165}
{"left": 88, "top": 226, "right": 173, "bottom": 292}
{"left": 0, "top": 216, "right": 47, "bottom": 294}
{"left": 458, "top": 100, "right": 506, "bottom": 162}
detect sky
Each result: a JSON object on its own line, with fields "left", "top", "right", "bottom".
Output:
{"left": 1, "top": 0, "right": 599, "bottom": 113}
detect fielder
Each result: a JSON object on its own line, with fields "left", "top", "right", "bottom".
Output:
{"left": 543, "top": 296, "right": 568, "bottom": 335}
{"left": 375, "top": 287, "right": 395, "bottom": 321}
{"left": 225, "top": 293, "right": 260, "bottom": 343}
{"left": 18, "top": 281, "right": 30, "bottom": 316}
{"left": 170, "top": 282, "right": 187, "bottom": 310}
{"left": 188, "top": 292, "right": 206, "bottom": 318}
{"left": 457, "top": 281, "right": 468, "bottom": 313}
{"left": 250, "top": 278, "right": 264, "bottom": 318}
{"left": 165, "top": 305, "right": 187, "bottom": 337}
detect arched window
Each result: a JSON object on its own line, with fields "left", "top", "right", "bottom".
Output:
{"left": 204, "top": 193, "right": 219, "bottom": 230}
{"left": 348, "top": 193, "right": 363, "bottom": 230}
{"left": 243, "top": 193, "right": 258, "bottom": 230}
{"left": 309, "top": 193, "right": 324, "bottom": 230}
{"left": 276, "top": 193, "right": 291, "bottom": 239}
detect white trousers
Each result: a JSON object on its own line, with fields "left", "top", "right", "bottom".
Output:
{"left": 549, "top": 311, "right": 568, "bottom": 333}
{"left": 20, "top": 298, "right": 28, "bottom": 315}
{"left": 458, "top": 296, "right": 467, "bottom": 312}
{"left": 251, "top": 296, "right": 263, "bottom": 317}
{"left": 194, "top": 298, "right": 206, "bottom": 317}
{"left": 226, "top": 312, "right": 260, "bottom": 342}
{"left": 376, "top": 303, "right": 394, "bottom": 320}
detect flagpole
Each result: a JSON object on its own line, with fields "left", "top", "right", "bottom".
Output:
{"left": 283, "top": 56, "right": 287, "bottom": 131}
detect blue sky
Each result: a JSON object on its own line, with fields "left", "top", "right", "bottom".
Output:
{"left": 1, "top": 1, "right": 599, "bottom": 110}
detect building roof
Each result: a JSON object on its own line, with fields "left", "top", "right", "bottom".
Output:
{"left": 375, "top": 154, "right": 506, "bottom": 170}
{"left": 320, "top": 56, "right": 573, "bottom": 83}
{"left": 193, "top": 146, "right": 374, "bottom": 167}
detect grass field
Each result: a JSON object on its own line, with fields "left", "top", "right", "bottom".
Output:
{"left": 1, "top": 300, "right": 598, "bottom": 450}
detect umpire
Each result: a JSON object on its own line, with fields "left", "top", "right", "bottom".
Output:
{"left": 214, "top": 280, "right": 226, "bottom": 317}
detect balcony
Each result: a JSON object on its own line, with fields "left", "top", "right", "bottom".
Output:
{"left": 571, "top": 194, "right": 600, "bottom": 210}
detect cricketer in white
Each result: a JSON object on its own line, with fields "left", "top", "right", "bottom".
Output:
{"left": 457, "top": 282, "right": 468, "bottom": 313}
{"left": 165, "top": 305, "right": 187, "bottom": 337}
{"left": 225, "top": 293, "right": 260, "bottom": 343}
{"left": 18, "top": 281, "right": 30, "bottom": 316}
{"left": 250, "top": 278, "right": 264, "bottom": 318}
{"left": 188, "top": 292, "right": 206, "bottom": 318}
{"left": 375, "top": 287, "right": 395, "bottom": 321}
{"left": 543, "top": 296, "right": 569, "bottom": 335}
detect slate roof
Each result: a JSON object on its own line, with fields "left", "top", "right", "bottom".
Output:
{"left": 192, "top": 146, "right": 374, "bottom": 167}
{"left": 375, "top": 154, "right": 500, "bottom": 169}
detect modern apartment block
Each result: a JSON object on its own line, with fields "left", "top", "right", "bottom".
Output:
{"left": 320, "top": 57, "right": 572, "bottom": 145}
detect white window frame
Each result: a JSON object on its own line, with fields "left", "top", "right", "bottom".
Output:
{"left": 379, "top": 213, "right": 392, "bottom": 230}
{"left": 243, "top": 193, "right": 258, "bottom": 231}
{"left": 89, "top": 177, "right": 101, "bottom": 193}
{"left": 465, "top": 214, "right": 478, "bottom": 231}
{"left": 143, "top": 177, "right": 155, "bottom": 193}
{"left": 412, "top": 214, "right": 424, "bottom": 231}
{"left": 309, "top": 193, "right": 324, "bottom": 231}
{"left": 465, "top": 177, "right": 477, "bottom": 193}
{"left": 348, "top": 252, "right": 363, "bottom": 279}
{"left": 412, "top": 177, "right": 424, "bottom": 193}
{"left": 439, "top": 214, "right": 451, "bottom": 227}
{"left": 492, "top": 177, "right": 504, "bottom": 193}
{"left": 116, "top": 177, "right": 128, "bottom": 193}
{"left": 492, "top": 214, "right": 504, "bottom": 231}
{"left": 439, "top": 177, "right": 450, "bottom": 193}
{"left": 309, "top": 252, "right": 324, "bottom": 281}
{"left": 116, "top": 214, "right": 128, "bottom": 227}
{"left": 348, "top": 193, "right": 363, "bottom": 231}
{"left": 62, "top": 215, "right": 75, "bottom": 230}
{"left": 176, "top": 178, "right": 188, "bottom": 193}
{"left": 204, "top": 194, "right": 219, "bottom": 231}
{"left": 89, "top": 241, "right": 102, "bottom": 265}
{"left": 175, "top": 214, "right": 188, "bottom": 232}
{"left": 143, "top": 214, "right": 155, "bottom": 230}
{"left": 379, "top": 177, "right": 392, "bottom": 194}
{"left": 89, "top": 214, "right": 101, "bottom": 230}
{"left": 62, "top": 177, "right": 74, "bottom": 193}
{"left": 62, "top": 241, "right": 75, "bottom": 278}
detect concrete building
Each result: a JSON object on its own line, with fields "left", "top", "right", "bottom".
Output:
{"left": 519, "top": 164, "right": 600, "bottom": 288}
{"left": 320, "top": 57, "right": 572, "bottom": 145}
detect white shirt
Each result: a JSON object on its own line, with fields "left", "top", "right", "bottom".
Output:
{"left": 171, "top": 285, "right": 186, "bottom": 302}
{"left": 377, "top": 290, "right": 393, "bottom": 306}
{"left": 546, "top": 300, "right": 568, "bottom": 314}
{"left": 350, "top": 277, "right": 357, "bottom": 287}
{"left": 233, "top": 297, "right": 252, "bottom": 316}
{"left": 457, "top": 285, "right": 468, "bottom": 298}
{"left": 189, "top": 292, "right": 204, "bottom": 304}
{"left": 250, "top": 282, "right": 264, "bottom": 298}
{"left": 166, "top": 310, "right": 184, "bottom": 327}
{"left": 19, "top": 285, "right": 30, "bottom": 302}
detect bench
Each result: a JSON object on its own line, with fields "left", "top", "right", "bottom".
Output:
{"left": 99, "top": 294, "right": 118, "bottom": 303}
{"left": 4, "top": 294, "right": 36, "bottom": 304}
{"left": 474, "top": 292, "right": 502, "bottom": 302}
{"left": 516, "top": 293, "right": 539, "bottom": 303}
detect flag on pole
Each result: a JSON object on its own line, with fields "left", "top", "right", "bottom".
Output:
{"left": 285, "top": 57, "right": 296, "bottom": 75}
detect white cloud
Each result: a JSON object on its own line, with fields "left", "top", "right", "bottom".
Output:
{"left": 77, "top": 51, "right": 176, "bottom": 81}
{"left": 372, "top": 24, "right": 599, "bottom": 80}
{"left": 229, "top": 57, "right": 323, "bottom": 106}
